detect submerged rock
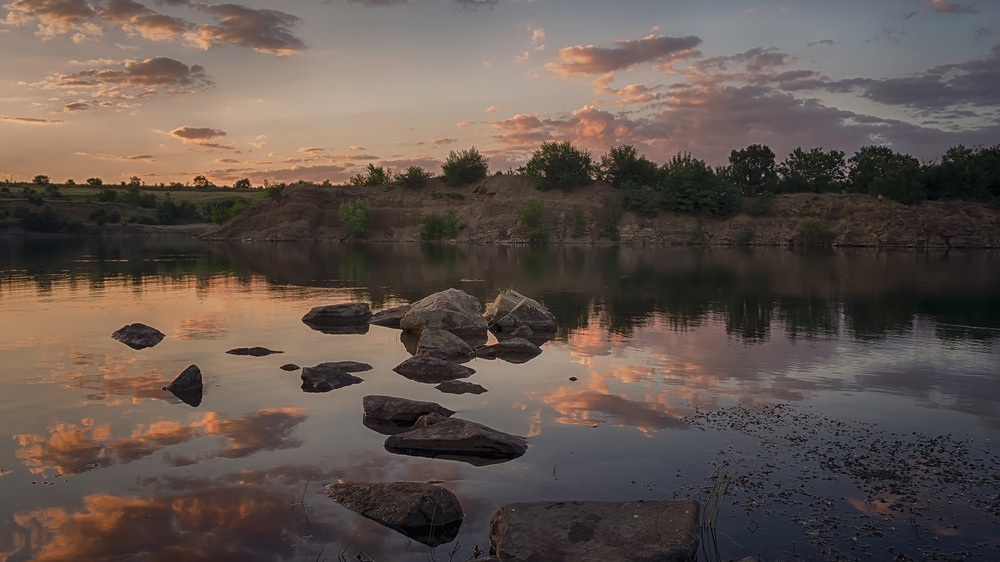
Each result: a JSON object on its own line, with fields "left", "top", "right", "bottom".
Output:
{"left": 302, "top": 303, "right": 372, "bottom": 334}
{"left": 399, "top": 288, "right": 488, "bottom": 338}
{"left": 369, "top": 305, "right": 411, "bottom": 328}
{"left": 489, "top": 500, "right": 700, "bottom": 562}
{"left": 226, "top": 346, "right": 283, "bottom": 356}
{"left": 112, "top": 323, "right": 165, "bottom": 350}
{"left": 300, "top": 362, "right": 367, "bottom": 393}
{"left": 392, "top": 355, "right": 475, "bottom": 384}
{"left": 473, "top": 337, "right": 542, "bottom": 364}
{"left": 385, "top": 414, "right": 527, "bottom": 465}
{"left": 435, "top": 380, "right": 489, "bottom": 395}
{"left": 326, "top": 481, "right": 463, "bottom": 547}
{"left": 162, "top": 364, "right": 203, "bottom": 407}
{"left": 279, "top": 363, "right": 300, "bottom": 371}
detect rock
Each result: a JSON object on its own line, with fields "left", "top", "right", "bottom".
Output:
{"left": 163, "top": 365, "right": 203, "bottom": 407}
{"left": 112, "top": 323, "right": 165, "bottom": 350}
{"left": 300, "top": 363, "right": 366, "bottom": 393}
{"left": 416, "top": 328, "right": 473, "bottom": 361}
{"left": 280, "top": 363, "right": 300, "bottom": 371}
{"left": 385, "top": 415, "right": 527, "bottom": 465}
{"left": 489, "top": 500, "right": 700, "bottom": 562}
{"left": 435, "top": 380, "right": 488, "bottom": 395}
{"left": 393, "top": 355, "right": 475, "bottom": 384}
{"left": 325, "top": 482, "right": 463, "bottom": 547}
{"left": 473, "top": 337, "right": 542, "bottom": 364}
{"left": 312, "top": 361, "right": 373, "bottom": 373}
{"left": 362, "top": 395, "right": 455, "bottom": 434}
{"left": 484, "top": 290, "right": 557, "bottom": 336}
{"left": 302, "top": 303, "right": 373, "bottom": 334}
{"left": 226, "top": 346, "right": 283, "bottom": 356}
{"left": 370, "top": 305, "right": 411, "bottom": 328}
{"left": 399, "top": 288, "right": 488, "bottom": 338}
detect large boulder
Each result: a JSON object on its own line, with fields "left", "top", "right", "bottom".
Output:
{"left": 369, "top": 305, "right": 411, "bottom": 328}
{"left": 362, "top": 395, "right": 456, "bottom": 435}
{"left": 302, "top": 303, "right": 372, "bottom": 334}
{"left": 393, "top": 355, "right": 475, "bottom": 384}
{"left": 112, "top": 323, "right": 165, "bottom": 350}
{"left": 484, "top": 290, "right": 557, "bottom": 336}
{"left": 489, "top": 500, "right": 700, "bottom": 562}
{"left": 162, "top": 364, "right": 203, "bottom": 407}
{"left": 300, "top": 361, "right": 369, "bottom": 393}
{"left": 385, "top": 414, "right": 527, "bottom": 465}
{"left": 399, "top": 288, "right": 488, "bottom": 338}
{"left": 416, "top": 328, "right": 473, "bottom": 361}
{"left": 325, "top": 482, "right": 463, "bottom": 547}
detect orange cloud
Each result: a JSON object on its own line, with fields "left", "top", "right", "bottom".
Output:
{"left": 185, "top": 4, "right": 305, "bottom": 56}
{"left": 546, "top": 34, "right": 702, "bottom": 78}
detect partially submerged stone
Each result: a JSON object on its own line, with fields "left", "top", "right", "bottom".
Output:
{"left": 399, "top": 288, "right": 488, "bottom": 338}
{"left": 473, "top": 337, "right": 542, "bottom": 364}
{"left": 393, "top": 354, "right": 475, "bottom": 384}
{"left": 226, "top": 346, "right": 283, "bottom": 356}
{"left": 325, "top": 481, "right": 463, "bottom": 547}
{"left": 385, "top": 414, "right": 527, "bottom": 465}
{"left": 302, "top": 303, "right": 372, "bottom": 334}
{"left": 369, "top": 304, "right": 411, "bottom": 328}
{"left": 416, "top": 327, "right": 473, "bottom": 361}
{"left": 300, "top": 362, "right": 367, "bottom": 393}
{"left": 279, "top": 363, "right": 300, "bottom": 371}
{"left": 484, "top": 290, "right": 557, "bottom": 336}
{"left": 435, "top": 380, "right": 489, "bottom": 395}
{"left": 489, "top": 500, "right": 700, "bottom": 562}
{"left": 162, "top": 364, "right": 203, "bottom": 407}
{"left": 112, "top": 323, "right": 165, "bottom": 350}
{"left": 362, "top": 395, "right": 456, "bottom": 435}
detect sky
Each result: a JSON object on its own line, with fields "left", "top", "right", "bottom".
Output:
{"left": 0, "top": 0, "right": 998, "bottom": 186}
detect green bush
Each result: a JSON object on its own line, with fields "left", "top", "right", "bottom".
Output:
{"left": 571, "top": 208, "right": 586, "bottom": 238}
{"left": 441, "top": 147, "right": 489, "bottom": 186}
{"left": 605, "top": 193, "right": 623, "bottom": 241}
{"left": 600, "top": 145, "right": 660, "bottom": 189}
{"left": 622, "top": 183, "right": 661, "bottom": 217}
{"left": 394, "top": 166, "right": 433, "bottom": 188}
{"left": 89, "top": 208, "right": 121, "bottom": 226}
{"left": 798, "top": 219, "right": 835, "bottom": 246}
{"left": 339, "top": 200, "right": 371, "bottom": 237}
{"left": 96, "top": 188, "right": 118, "bottom": 203}
{"left": 207, "top": 198, "right": 250, "bottom": 224}
{"left": 524, "top": 141, "right": 594, "bottom": 191}
{"left": 421, "top": 209, "right": 460, "bottom": 240}
{"left": 349, "top": 164, "right": 392, "bottom": 186}
{"left": 234, "top": 178, "right": 252, "bottom": 189}
{"left": 519, "top": 198, "right": 549, "bottom": 243}
{"left": 660, "top": 153, "right": 740, "bottom": 217}
{"left": 261, "top": 182, "right": 286, "bottom": 199}
{"left": 156, "top": 196, "right": 201, "bottom": 224}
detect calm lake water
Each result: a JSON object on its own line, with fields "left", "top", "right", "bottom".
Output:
{"left": 1, "top": 239, "right": 998, "bottom": 561}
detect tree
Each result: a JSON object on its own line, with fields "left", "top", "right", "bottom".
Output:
{"left": 776, "top": 147, "right": 846, "bottom": 193}
{"left": 848, "top": 146, "right": 924, "bottom": 204}
{"left": 726, "top": 144, "right": 777, "bottom": 196}
{"left": 193, "top": 175, "right": 214, "bottom": 188}
{"left": 32, "top": 175, "right": 49, "bottom": 185}
{"left": 394, "top": 166, "right": 433, "bottom": 188}
{"left": 65, "top": 179, "right": 75, "bottom": 186}
{"left": 338, "top": 200, "right": 371, "bottom": 238}
{"left": 128, "top": 176, "right": 141, "bottom": 187}
{"left": 234, "top": 178, "right": 252, "bottom": 189}
{"left": 349, "top": 163, "right": 391, "bottom": 186}
{"left": 441, "top": 147, "right": 489, "bottom": 186}
{"left": 923, "top": 144, "right": 999, "bottom": 202}
{"left": 599, "top": 144, "right": 659, "bottom": 189}
{"left": 524, "top": 141, "right": 594, "bottom": 191}
{"left": 660, "top": 153, "right": 740, "bottom": 216}
{"left": 86, "top": 177, "right": 103, "bottom": 186}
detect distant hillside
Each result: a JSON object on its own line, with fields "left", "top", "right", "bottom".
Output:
{"left": 201, "top": 175, "right": 1000, "bottom": 248}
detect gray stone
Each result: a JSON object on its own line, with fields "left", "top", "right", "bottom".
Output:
{"left": 280, "top": 363, "right": 300, "bottom": 371}
{"left": 226, "top": 346, "right": 283, "bottom": 356}
{"left": 484, "top": 290, "right": 557, "bottom": 335}
{"left": 300, "top": 363, "right": 365, "bottom": 393}
{"left": 399, "top": 288, "right": 488, "bottom": 338}
{"left": 393, "top": 354, "right": 475, "bottom": 384}
{"left": 385, "top": 415, "right": 527, "bottom": 465}
{"left": 489, "top": 500, "right": 700, "bottom": 562}
{"left": 312, "top": 361, "right": 373, "bottom": 373}
{"left": 417, "top": 328, "right": 473, "bottom": 361}
{"left": 302, "top": 302, "right": 373, "bottom": 333}
{"left": 112, "top": 323, "right": 165, "bottom": 350}
{"left": 435, "top": 380, "right": 489, "bottom": 395}
{"left": 163, "top": 364, "right": 203, "bottom": 407}
{"left": 474, "top": 337, "right": 542, "bottom": 364}
{"left": 362, "top": 395, "right": 455, "bottom": 426}
{"left": 369, "top": 304, "right": 411, "bottom": 328}
{"left": 325, "top": 481, "right": 463, "bottom": 547}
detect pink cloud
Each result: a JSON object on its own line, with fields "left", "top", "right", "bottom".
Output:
{"left": 546, "top": 34, "right": 702, "bottom": 78}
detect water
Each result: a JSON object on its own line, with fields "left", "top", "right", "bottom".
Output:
{"left": 1, "top": 239, "right": 998, "bottom": 561}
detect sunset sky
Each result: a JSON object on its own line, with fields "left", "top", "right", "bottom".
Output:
{"left": 1, "top": 0, "right": 997, "bottom": 185}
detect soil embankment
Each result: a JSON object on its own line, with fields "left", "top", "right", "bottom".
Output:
{"left": 203, "top": 176, "right": 1000, "bottom": 248}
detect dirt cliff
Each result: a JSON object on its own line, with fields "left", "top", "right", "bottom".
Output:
{"left": 202, "top": 175, "right": 1000, "bottom": 248}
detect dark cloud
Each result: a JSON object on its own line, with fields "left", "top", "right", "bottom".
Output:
{"left": 431, "top": 137, "right": 457, "bottom": 144}
{"left": 170, "top": 126, "right": 226, "bottom": 141}
{"left": 547, "top": 34, "right": 702, "bottom": 77}
{"left": 345, "top": 0, "right": 408, "bottom": 5}
{"left": 453, "top": 0, "right": 499, "bottom": 9}
{"left": 924, "top": 0, "right": 979, "bottom": 14}
{"left": 100, "top": 0, "right": 189, "bottom": 40}
{"left": 50, "top": 57, "right": 213, "bottom": 100}
{"left": 188, "top": 4, "right": 305, "bottom": 56}
{"left": 807, "top": 39, "right": 836, "bottom": 47}
{"left": 63, "top": 101, "right": 90, "bottom": 111}
{"left": 75, "top": 152, "right": 155, "bottom": 161}
{"left": 2, "top": 0, "right": 97, "bottom": 37}
{"left": 0, "top": 114, "right": 63, "bottom": 123}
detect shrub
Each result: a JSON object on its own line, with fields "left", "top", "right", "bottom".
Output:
{"left": 86, "top": 177, "right": 103, "bottom": 186}
{"left": 660, "top": 153, "right": 740, "bottom": 217}
{"left": 96, "top": 188, "right": 118, "bottom": 203}
{"left": 156, "top": 196, "right": 200, "bottom": 224}
{"left": 605, "top": 193, "right": 623, "bottom": 241}
{"left": 421, "top": 209, "right": 460, "bottom": 240}
{"left": 394, "top": 166, "right": 433, "bottom": 188}
{"left": 622, "top": 183, "right": 661, "bottom": 218}
{"left": 339, "top": 200, "right": 371, "bottom": 237}
{"left": 519, "top": 198, "right": 549, "bottom": 243}
{"left": 523, "top": 141, "right": 594, "bottom": 191}
{"left": 349, "top": 163, "right": 392, "bottom": 186}
{"left": 32, "top": 175, "right": 49, "bottom": 185}
{"left": 571, "top": 208, "right": 586, "bottom": 238}
{"left": 600, "top": 145, "right": 660, "bottom": 189}
{"left": 207, "top": 198, "right": 250, "bottom": 224}
{"left": 261, "top": 182, "right": 286, "bottom": 199}
{"left": 89, "top": 208, "right": 121, "bottom": 226}
{"left": 798, "top": 219, "right": 836, "bottom": 246}
{"left": 441, "top": 147, "right": 488, "bottom": 186}
{"left": 234, "top": 178, "right": 252, "bottom": 189}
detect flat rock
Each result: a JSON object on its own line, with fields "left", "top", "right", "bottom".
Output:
{"left": 399, "top": 288, "right": 488, "bottom": 338}
{"left": 226, "top": 346, "right": 283, "bottom": 356}
{"left": 300, "top": 363, "right": 365, "bottom": 393}
{"left": 280, "top": 363, "right": 300, "bottom": 371}
{"left": 417, "top": 327, "right": 473, "bottom": 361}
{"left": 362, "top": 395, "right": 455, "bottom": 430}
{"left": 302, "top": 302, "right": 373, "bottom": 333}
{"left": 385, "top": 415, "right": 527, "bottom": 465}
{"left": 162, "top": 364, "right": 203, "bottom": 407}
{"left": 325, "top": 481, "right": 463, "bottom": 547}
{"left": 112, "top": 323, "right": 165, "bottom": 350}
{"left": 489, "top": 500, "right": 700, "bottom": 562}
{"left": 435, "top": 380, "right": 489, "bottom": 395}
{"left": 473, "top": 337, "right": 542, "bottom": 364}
{"left": 369, "top": 304, "right": 411, "bottom": 328}
{"left": 393, "top": 354, "right": 475, "bottom": 383}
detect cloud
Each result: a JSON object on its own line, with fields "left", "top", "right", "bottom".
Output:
{"left": 807, "top": 39, "right": 836, "bottom": 47}
{"left": 99, "top": 0, "right": 189, "bottom": 41}
{"left": 484, "top": 106, "right": 499, "bottom": 113}
{"left": 597, "top": 83, "right": 661, "bottom": 106}
{"left": 453, "top": 0, "right": 499, "bottom": 9}
{"left": 170, "top": 126, "right": 226, "bottom": 144}
{"left": 2, "top": 0, "right": 100, "bottom": 38}
{"left": 431, "top": 137, "right": 457, "bottom": 144}
{"left": 47, "top": 57, "right": 213, "bottom": 100}
{"left": 529, "top": 25, "right": 544, "bottom": 50}
{"left": 547, "top": 34, "right": 702, "bottom": 78}
{"left": 0, "top": 114, "right": 64, "bottom": 123}
{"left": 345, "top": 0, "right": 408, "bottom": 5}
{"left": 924, "top": 0, "right": 979, "bottom": 13}
{"left": 75, "top": 152, "right": 155, "bottom": 161}
{"left": 186, "top": 4, "right": 305, "bottom": 56}
{"left": 63, "top": 101, "right": 90, "bottom": 111}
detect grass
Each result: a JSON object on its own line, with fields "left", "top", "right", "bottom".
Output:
{"left": 702, "top": 466, "right": 732, "bottom": 528}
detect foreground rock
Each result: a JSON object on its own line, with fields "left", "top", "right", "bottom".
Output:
{"left": 473, "top": 337, "right": 542, "bottom": 364}
{"left": 484, "top": 290, "right": 557, "bottom": 336}
{"left": 385, "top": 414, "right": 527, "bottom": 465}
{"left": 302, "top": 303, "right": 372, "bottom": 334}
{"left": 399, "top": 288, "right": 488, "bottom": 338}
{"left": 112, "top": 323, "right": 165, "bottom": 350}
{"left": 435, "top": 380, "right": 488, "bottom": 395}
{"left": 162, "top": 364, "right": 203, "bottom": 407}
{"left": 300, "top": 361, "right": 370, "bottom": 392}
{"left": 326, "top": 482, "right": 463, "bottom": 547}
{"left": 369, "top": 305, "right": 411, "bottom": 328}
{"left": 362, "top": 395, "right": 455, "bottom": 434}
{"left": 226, "top": 346, "right": 283, "bottom": 356}
{"left": 393, "top": 354, "right": 475, "bottom": 383}
{"left": 489, "top": 500, "right": 700, "bottom": 562}
{"left": 416, "top": 328, "right": 473, "bottom": 361}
